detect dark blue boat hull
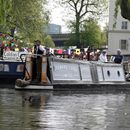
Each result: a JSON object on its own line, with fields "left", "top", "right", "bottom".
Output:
{"left": 0, "top": 60, "right": 25, "bottom": 84}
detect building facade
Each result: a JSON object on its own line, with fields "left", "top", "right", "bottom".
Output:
{"left": 45, "top": 23, "right": 62, "bottom": 34}
{"left": 108, "top": 0, "right": 130, "bottom": 55}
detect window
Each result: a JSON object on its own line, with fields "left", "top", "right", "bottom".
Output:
{"left": 120, "top": 40, "right": 128, "bottom": 50}
{"left": 121, "top": 21, "right": 128, "bottom": 29}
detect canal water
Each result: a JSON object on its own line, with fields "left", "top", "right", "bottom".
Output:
{"left": 0, "top": 88, "right": 130, "bottom": 130}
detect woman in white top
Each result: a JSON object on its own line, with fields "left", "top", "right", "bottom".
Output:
{"left": 98, "top": 50, "right": 108, "bottom": 63}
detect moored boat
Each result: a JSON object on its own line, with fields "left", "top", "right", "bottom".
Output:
{"left": 15, "top": 54, "right": 129, "bottom": 91}
{"left": 0, "top": 51, "right": 26, "bottom": 85}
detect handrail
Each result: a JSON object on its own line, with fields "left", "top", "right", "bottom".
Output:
{"left": 20, "top": 54, "right": 43, "bottom": 62}
{"left": 19, "top": 54, "right": 30, "bottom": 79}
{"left": 20, "top": 54, "right": 26, "bottom": 62}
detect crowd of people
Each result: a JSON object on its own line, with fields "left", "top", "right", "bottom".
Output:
{"left": 0, "top": 39, "right": 124, "bottom": 82}
{"left": 30, "top": 40, "right": 124, "bottom": 66}
{"left": 0, "top": 39, "right": 124, "bottom": 64}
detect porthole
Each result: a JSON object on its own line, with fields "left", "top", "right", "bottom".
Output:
{"left": 117, "top": 71, "right": 120, "bottom": 77}
{"left": 107, "top": 70, "right": 110, "bottom": 77}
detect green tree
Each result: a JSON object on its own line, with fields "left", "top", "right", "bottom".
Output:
{"left": 81, "top": 19, "right": 102, "bottom": 48}
{"left": 43, "top": 35, "right": 55, "bottom": 48}
{"left": 114, "top": 0, "right": 130, "bottom": 23}
{"left": 64, "top": 33, "right": 77, "bottom": 47}
{"left": 65, "top": 19, "right": 107, "bottom": 49}
{"left": 0, "top": 0, "right": 49, "bottom": 43}
{"left": 59, "top": 0, "right": 108, "bottom": 48}
{"left": 120, "top": 0, "right": 130, "bottom": 20}
{"left": 101, "top": 24, "right": 108, "bottom": 46}
{"left": 0, "top": 0, "right": 12, "bottom": 24}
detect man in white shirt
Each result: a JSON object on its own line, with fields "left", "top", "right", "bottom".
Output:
{"left": 33, "top": 40, "right": 45, "bottom": 82}
{"left": 34, "top": 40, "right": 46, "bottom": 56}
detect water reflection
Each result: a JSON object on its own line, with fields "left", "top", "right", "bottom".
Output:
{"left": 0, "top": 89, "right": 130, "bottom": 130}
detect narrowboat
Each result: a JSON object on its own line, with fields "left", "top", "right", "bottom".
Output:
{"left": 15, "top": 54, "right": 130, "bottom": 91}
{"left": 0, "top": 51, "right": 26, "bottom": 85}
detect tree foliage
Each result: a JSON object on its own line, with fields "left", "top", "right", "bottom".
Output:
{"left": 65, "top": 19, "right": 107, "bottom": 48}
{"left": 115, "top": 0, "right": 130, "bottom": 21}
{"left": 81, "top": 19, "right": 107, "bottom": 48}
{"left": 81, "top": 19, "right": 102, "bottom": 48}
{"left": 120, "top": 0, "right": 130, "bottom": 20}
{"left": 0, "top": 0, "right": 12, "bottom": 24}
{"left": 43, "top": 35, "right": 55, "bottom": 48}
{"left": 0, "top": 0, "right": 49, "bottom": 43}
{"left": 59, "top": 0, "right": 108, "bottom": 48}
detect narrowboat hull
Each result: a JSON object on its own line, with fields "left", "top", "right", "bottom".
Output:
{"left": 15, "top": 82, "right": 130, "bottom": 91}
{"left": 15, "top": 84, "right": 53, "bottom": 90}
{"left": 15, "top": 56, "right": 130, "bottom": 91}
{"left": 0, "top": 60, "right": 25, "bottom": 84}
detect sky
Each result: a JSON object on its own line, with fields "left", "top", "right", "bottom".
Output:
{"left": 46, "top": 0, "right": 69, "bottom": 33}
{"left": 47, "top": 0, "right": 109, "bottom": 33}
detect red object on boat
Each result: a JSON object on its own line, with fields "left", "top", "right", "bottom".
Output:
{"left": 58, "top": 49, "right": 63, "bottom": 54}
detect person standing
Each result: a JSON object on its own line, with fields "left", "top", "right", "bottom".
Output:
{"left": 33, "top": 40, "right": 45, "bottom": 82}
{"left": 98, "top": 50, "right": 108, "bottom": 63}
{"left": 113, "top": 49, "right": 123, "bottom": 64}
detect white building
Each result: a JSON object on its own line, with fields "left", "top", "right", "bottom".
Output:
{"left": 108, "top": 0, "right": 130, "bottom": 55}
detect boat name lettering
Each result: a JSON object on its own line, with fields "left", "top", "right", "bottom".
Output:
{"left": 3, "top": 51, "right": 27, "bottom": 60}
{"left": 54, "top": 64, "right": 76, "bottom": 71}
{"left": 6, "top": 51, "right": 18, "bottom": 57}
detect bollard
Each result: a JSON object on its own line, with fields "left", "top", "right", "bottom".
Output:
{"left": 41, "top": 56, "right": 48, "bottom": 83}
{"left": 25, "top": 56, "right": 32, "bottom": 80}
